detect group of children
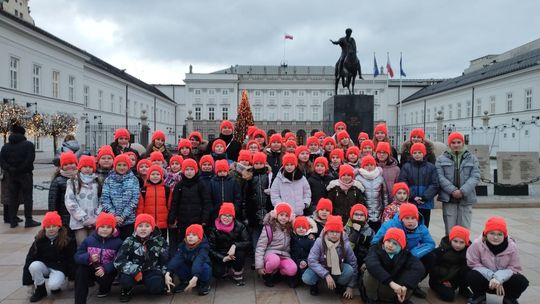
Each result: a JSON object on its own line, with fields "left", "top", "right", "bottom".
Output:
{"left": 22, "top": 122, "right": 528, "bottom": 303}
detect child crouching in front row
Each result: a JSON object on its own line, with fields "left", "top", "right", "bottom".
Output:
{"left": 290, "top": 216, "right": 316, "bottom": 288}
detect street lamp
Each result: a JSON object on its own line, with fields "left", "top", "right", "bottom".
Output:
{"left": 3, "top": 98, "right": 15, "bottom": 104}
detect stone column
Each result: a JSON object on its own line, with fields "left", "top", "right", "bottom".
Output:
{"left": 185, "top": 110, "right": 194, "bottom": 136}
{"left": 140, "top": 110, "right": 149, "bottom": 147}
{"left": 436, "top": 110, "right": 444, "bottom": 142}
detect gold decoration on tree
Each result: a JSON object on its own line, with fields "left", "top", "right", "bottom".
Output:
{"left": 0, "top": 103, "right": 29, "bottom": 143}
{"left": 41, "top": 113, "right": 79, "bottom": 155}
{"left": 233, "top": 90, "right": 255, "bottom": 143}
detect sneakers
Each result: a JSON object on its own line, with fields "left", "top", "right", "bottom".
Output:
{"left": 309, "top": 284, "right": 319, "bottom": 296}
{"left": 29, "top": 283, "right": 47, "bottom": 302}
{"left": 197, "top": 284, "right": 210, "bottom": 296}
{"left": 119, "top": 288, "right": 132, "bottom": 302}
{"left": 96, "top": 289, "right": 110, "bottom": 298}
{"left": 413, "top": 287, "right": 427, "bottom": 299}
{"left": 25, "top": 219, "right": 41, "bottom": 228}
{"left": 232, "top": 275, "right": 246, "bottom": 286}
{"left": 467, "top": 294, "right": 487, "bottom": 304}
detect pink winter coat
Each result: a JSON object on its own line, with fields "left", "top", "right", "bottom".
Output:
{"left": 466, "top": 236, "right": 522, "bottom": 283}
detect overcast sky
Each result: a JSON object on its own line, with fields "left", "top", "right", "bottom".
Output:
{"left": 30, "top": 0, "right": 540, "bottom": 84}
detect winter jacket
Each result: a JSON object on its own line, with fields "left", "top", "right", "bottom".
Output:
{"left": 23, "top": 234, "right": 77, "bottom": 285}
{"left": 110, "top": 141, "right": 139, "bottom": 158}
{"left": 208, "top": 220, "right": 250, "bottom": 261}
{"left": 74, "top": 231, "right": 123, "bottom": 274}
{"left": 265, "top": 148, "right": 283, "bottom": 181}
{"left": 168, "top": 174, "right": 212, "bottom": 227}
{"left": 307, "top": 232, "right": 358, "bottom": 288}
{"left": 344, "top": 219, "right": 374, "bottom": 264}
{"left": 326, "top": 179, "right": 365, "bottom": 222}
{"left": 53, "top": 139, "right": 89, "bottom": 167}
{"left": 466, "top": 236, "right": 522, "bottom": 283}
{"left": 100, "top": 171, "right": 140, "bottom": 226}
{"left": 356, "top": 168, "right": 388, "bottom": 223}
{"left": 192, "top": 140, "right": 208, "bottom": 161}
{"left": 400, "top": 139, "right": 437, "bottom": 166}
{"left": 164, "top": 168, "right": 182, "bottom": 189}
{"left": 209, "top": 175, "right": 242, "bottom": 221}
{"left": 96, "top": 167, "right": 111, "bottom": 186}
{"left": 64, "top": 174, "right": 100, "bottom": 230}
{"left": 0, "top": 133, "right": 35, "bottom": 174}
{"left": 247, "top": 167, "right": 272, "bottom": 226}
{"left": 436, "top": 150, "right": 480, "bottom": 204}
{"left": 168, "top": 237, "right": 211, "bottom": 279}
{"left": 372, "top": 213, "right": 435, "bottom": 258}
{"left": 255, "top": 213, "right": 292, "bottom": 269}
{"left": 137, "top": 182, "right": 171, "bottom": 229}
{"left": 364, "top": 243, "right": 424, "bottom": 289}
{"left": 378, "top": 157, "right": 400, "bottom": 203}
{"left": 328, "top": 164, "right": 341, "bottom": 180}
{"left": 398, "top": 159, "right": 439, "bottom": 209}
{"left": 206, "top": 134, "right": 242, "bottom": 162}
{"left": 49, "top": 175, "right": 70, "bottom": 227}
{"left": 114, "top": 229, "right": 169, "bottom": 275}
{"left": 291, "top": 234, "right": 315, "bottom": 265}
{"left": 431, "top": 236, "right": 470, "bottom": 283}
{"left": 307, "top": 173, "right": 332, "bottom": 207}
{"left": 199, "top": 171, "right": 214, "bottom": 190}
{"left": 270, "top": 169, "right": 311, "bottom": 216}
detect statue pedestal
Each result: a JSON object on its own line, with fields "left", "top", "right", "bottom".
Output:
{"left": 323, "top": 95, "right": 374, "bottom": 142}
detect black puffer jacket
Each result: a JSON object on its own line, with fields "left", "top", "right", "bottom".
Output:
{"left": 326, "top": 180, "right": 365, "bottom": 222}
{"left": 0, "top": 133, "right": 35, "bottom": 174}
{"left": 209, "top": 175, "right": 242, "bottom": 222}
{"left": 48, "top": 175, "right": 70, "bottom": 227}
{"left": 168, "top": 174, "right": 212, "bottom": 227}
{"left": 265, "top": 148, "right": 282, "bottom": 182}
{"left": 430, "top": 236, "right": 470, "bottom": 283}
{"left": 246, "top": 167, "right": 272, "bottom": 226}
{"left": 291, "top": 234, "right": 315, "bottom": 265}
{"left": 205, "top": 134, "right": 242, "bottom": 163}
{"left": 110, "top": 141, "right": 139, "bottom": 158}
{"left": 208, "top": 220, "right": 250, "bottom": 261}
{"left": 308, "top": 174, "right": 333, "bottom": 207}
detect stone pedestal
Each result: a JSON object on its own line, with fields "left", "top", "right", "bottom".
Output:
{"left": 323, "top": 95, "right": 374, "bottom": 141}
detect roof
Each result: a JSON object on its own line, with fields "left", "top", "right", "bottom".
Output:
{"left": 212, "top": 65, "right": 336, "bottom": 75}
{"left": 0, "top": 10, "right": 173, "bottom": 102}
{"left": 402, "top": 47, "right": 540, "bottom": 103}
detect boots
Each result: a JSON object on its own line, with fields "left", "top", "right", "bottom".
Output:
{"left": 309, "top": 283, "right": 319, "bottom": 296}
{"left": 30, "top": 283, "right": 47, "bottom": 302}
{"left": 25, "top": 219, "right": 41, "bottom": 228}
{"left": 262, "top": 274, "right": 274, "bottom": 287}
{"left": 119, "top": 288, "right": 132, "bottom": 302}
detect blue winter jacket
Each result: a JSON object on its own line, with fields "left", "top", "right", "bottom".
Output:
{"left": 209, "top": 175, "right": 242, "bottom": 221}
{"left": 74, "top": 232, "right": 123, "bottom": 274}
{"left": 398, "top": 159, "right": 439, "bottom": 209}
{"left": 168, "top": 237, "right": 211, "bottom": 279}
{"left": 371, "top": 213, "right": 435, "bottom": 258}
{"left": 100, "top": 170, "right": 140, "bottom": 226}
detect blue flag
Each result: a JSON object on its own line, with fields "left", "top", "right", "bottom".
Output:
{"left": 400, "top": 54, "right": 406, "bottom": 77}
{"left": 373, "top": 54, "right": 379, "bottom": 78}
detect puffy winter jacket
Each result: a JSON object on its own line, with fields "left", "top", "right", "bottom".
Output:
{"left": 378, "top": 157, "right": 400, "bottom": 203}
{"left": 110, "top": 141, "right": 139, "bottom": 158}
{"left": 400, "top": 139, "right": 437, "bottom": 166}
{"left": 270, "top": 169, "right": 311, "bottom": 216}
{"left": 344, "top": 219, "right": 374, "bottom": 264}
{"left": 430, "top": 236, "right": 470, "bottom": 283}
{"left": 291, "top": 234, "right": 315, "bottom": 265}
{"left": 356, "top": 168, "right": 388, "bottom": 222}
{"left": 0, "top": 133, "right": 35, "bottom": 174}
{"left": 436, "top": 149, "right": 480, "bottom": 204}
{"left": 398, "top": 159, "right": 439, "bottom": 209}
{"left": 168, "top": 174, "right": 212, "bottom": 227}
{"left": 74, "top": 231, "right": 123, "bottom": 274}
{"left": 205, "top": 134, "right": 242, "bottom": 163}
{"left": 254, "top": 212, "right": 292, "bottom": 269}
{"left": 209, "top": 175, "right": 242, "bottom": 221}
{"left": 114, "top": 229, "right": 169, "bottom": 275}
{"left": 265, "top": 148, "right": 283, "bottom": 181}
{"left": 247, "top": 167, "right": 272, "bottom": 226}
{"left": 466, "top": 236, "right": 522, "bottom": 283}
{"left": 326, "top": 179, "right": 365, "bottom": 222}
{"left": 371, "top": 213, "right": 435, "bottom": 258}
{"left": 64, "top": 174, "right": 100, "bottom": 230}
{"left": 100, "top": 170, "right": 140, "bottom": 226}
{"left": 49, "top": 175, "right": 70, "bottom": 227}
{"left": 137, "top": 182, "right": 171, "bottom": 229}
{"left": 307, "top": 173, "right": 332, "bottom": 207}
{"left": 208, "top": 220, "right": 250, "bottom": 261}
{"left": 168, "top": 237, "right": 211, "bottom": 279}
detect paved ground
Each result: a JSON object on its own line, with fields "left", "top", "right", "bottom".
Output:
{"left": 0, "top": 208, "right": 538, "bottom": 304}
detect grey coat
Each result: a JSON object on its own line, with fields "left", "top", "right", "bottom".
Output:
{"left": 355, "top": 168, "right": 388, "bottom": 222}
{"left": 436, "top": 150, "right": 480, "bottom": 204}
{"left": 270, "top": 170, "right": 311, "bottom": 216}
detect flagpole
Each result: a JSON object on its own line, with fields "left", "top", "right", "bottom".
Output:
{"left": 386, "top": 52, "right": 390, "bottom": 128}
{"left": 283, "top": 34, "right": 286, "bottom": 64}
{"left": 399, "top": 52, "right": 403, "bottom": 147}
{"left": 372, "top": 52, "right": 376, "bottom": 87}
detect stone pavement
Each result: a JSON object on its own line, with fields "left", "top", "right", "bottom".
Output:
{"left": 0, "top": 208, "right": 538, "bottom": 304}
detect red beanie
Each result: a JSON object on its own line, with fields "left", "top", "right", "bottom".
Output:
{"left": 293, "top": 216, "right": 310, "bottom": 230}
{"left": 188, "top": 131, "right": 202, "bottom": 142}
{"left": 448, "top": 131, "right": 465, "bottom": 146}
{"left": 284, "top": 132, "right": 296, "bottom": 142}
{"left": 60, "top": 151, "right": 77, "bottom": 167}
{"left": 150, "top": 151, "right": 165, "bottom": 163}
{"left": 96, "top": 145, "right": 114, "bottom": 160}
{"left": 269, "top": 133, "right": 283, "bottom": 144}
{"left": 483, "top": 216, "right": 508, "bottom": 237}
{"left": 42, "top": 211, "right": 62, "bottom": 228}
{"left": 219, "top": 202, "right": 235, "bottom": 217}
{"left": 220, "top": 120, "right": 234, "bottom": 131}
{"left": 136, "top": 159, "right": 151, "bottom": 174}
{"left": 313, "top": 156, "right": 328, "bottom": 172}
{"left": 346, "top": 146, "right": 360, "bottom": 159}
{"left": 135, "top": 213, "right": 155, "bottom": 230}
{"left": 124, "top": 151, "right": 137, "bottom": 163}
{"left": 339, "top": 164, "right": 354, "bottom": 177}
{"left": 330, "top": 149, "right": 344, "bottom": 161}
{"left": 392, "top": 182, "right": 410, "bottom": 198}
{"left": 324, "top": 215, "right": 344, "bottom": 233}
{"left": 410, "top": 143, "right": 426, "bottom": 155}
{"left": 113, "top": 154, "right": 131, "bottom": 169}
{"left": 151, "top": 130, "right": 166, "bottom": 142}
{"left": 285, "top": 140, "right": 297, "bottom": 149}
{"left": 77, "top": 155, "right": 96, "bottom": 171}
{"left": 252, "top": 151, "right": 267, "bottom": 164}
{"left": 169, "top": 155, "right": 184, "bottom": 166}
{"left": 275, "top": 202, "right": 293, "bottom": 218}
{"left": 449, "top": 225, "right": 471, "bottom": 244}
{"left": 410, "top": 128, "right": 425, "bottom": 140}
{"left": 384, "top": 227, "right": 406, "bottom": 249}
{"left": 350, "top": 204, "right": 368, "bottom": 220}
{"left": 146, "top": 165, "right": 164, "bottom": 182}
{"left": 316, "top": 198, "right": 333, "bottom": 213}
{"left": 215, "top": 159, "right": 230, "bottom": 173}
{"left": 295, "top": 146, "right": 309, "bottom": 158}
{"left": 253, "top": 129, "right": 267, "bottom": 142}
{"left": 360, "top": 139, "right": 375, "bottom": 151}
{"left": 306, "top": 136, "right": 319, "bottom": 147}
{"left": 337, "top": 130, "right": 350, "bottom": 142}
{"left": 361, "top": 155, "right": 376, "bottom": 168}
{"left": 375, "top": 142, "right": 391, "bottom": 155}
{"left": 186, "top": 224, "right": 204, "bottom": 239}
{"left": 96, "top": 212, "right": 116, "bottom": 229}
{"left": 323, "top": 137, "right": 336, "bottom": 147}
{"left": 114, "top": 128, "right": 130, "bottom": 141}
{"left": 314, "top": 131, "right": 326, "bottom": 139}
{"left": 182, "top": 158, "right": 198, "bottom": 174}
{"left": 212, "top": 139, "right": 227, "bottom": 152}
{"left": 399, "top": 203, "right": 419, "bottom": 221}
{"left": 247, "top": 126, "right": 258, "bottom": 138}
{"left": 374, "top": 123, "right": 388, "bottom": 135}
{"left": 199, "top": 155, "right": 214, "bottom": 168}
{"left": 237, "top": 150, "right": 252, "bottom": 164}
{"left": 178, "top": 139, "right": 192, "bottom": 150}
{"left": 334, "top": 121, "right": 347, "bottom": 132}
{"left": 282, "top": 153, "right": 298, "bottom": 166}
{"left": 247, "top": 140, "right": 260, "bottom": 150}
{"left": 358, "top": 132, "right": 369, "bottom": 141}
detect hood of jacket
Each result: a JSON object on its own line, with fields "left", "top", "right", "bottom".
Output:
{"left": 7, "top": 133, "right": 26, "bottom": 144}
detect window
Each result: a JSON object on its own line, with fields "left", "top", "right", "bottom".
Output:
{"left": 208, "top": 107, "right": 215, "bottom": 120}
{"left": 83, "top": 86, "right": 89, "bottom": 107}
{"left": 119, "top": 96, "right": 123, "bottom": 113}
{"left": 312, "top": 107, "right": 319, "bottom": 120}
{"left": 34, "top": 136, "right": 41, "bottom": 151}
{"left": 284, "top": 112, "right": 289, "bottom": 120}
{"left": 254, "top": 90, "right": 261, "bottom": 97}
{"left": 312, "top": 91, "right": 319, "bottom": 97}
{"left": 490, "top": 96, "right": 496, "bottom": 114}
{"left": 327, "top": 91, "right": 333, "bottom": 97}
{"left": 68, "top": 76, "right": 75, "bottom": 101}
{"left": 466, "top": 100, "right": 471, "bottom": 117}
{"left": 194, "top": 89, "right": 201, "bottom": 95}
{"left": 284, "top": 90, "right": 290, "bottom": 97}
{"left": 456, "top": 103, "right": 461, "bottom": 119}
{"left": 433, "top": 108, "right": 437, "bottom": 120}
{"left": 415, "top": 111, "right": 419, "bottom": 123}
{"left": 374, "top": 90, "right": 378, "bottom": 95}
{"left": 448, "top": 104, "right": 453, "bottom": 119}
{"left": 254, "top": 107, "right": 261, "bottom": 120}
{"left": 298, "top": 91, "right": 305, "bottom": 97}
{"left": 476, "top": 98, "right": 482, "bottom": 116}
{"left": 525, "top": 89, "right": 533, "bottom": 110}
{"left": 222, "top": 107, "right": 228, "bottom": 120}
{"left": 208, "top": 89, "right": 215, "bottom": 95}
{"left": 269, "top": 112, "right": 275, "bottom": 121}
{"left": 298, "top": 107, "right": 305, "bottom": 120}
{"left": 375, "top": 104, "right": 380, "bottom": 120}
{"left": 506, "top": 93, "right": 513, "bottom": 112}
{"left": 10, "top": 57, "right": 19, "bottom": 89}
{"left": 98, "top": 90, "right": 103, "bottom": 110}
{"left": 222, "top": 89, "right": 228, "bottom": 95}
{"left": 31, "top": 64, "right": 41, "bottom": 94}
{"left": 195, "top": 107, "right": 201, "bottom": 120}
{"left": 52, "top": 70, "right": 60, "bottom": 98}
{"left": 269, "top": 90, "right": 275, "bottom": 97}
{"left": 110, "top": 94, "right": 115, "bottom": 112}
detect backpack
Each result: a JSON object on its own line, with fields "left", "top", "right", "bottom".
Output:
{"left": 265, "top": 224, "right": 273, "bottom": 247}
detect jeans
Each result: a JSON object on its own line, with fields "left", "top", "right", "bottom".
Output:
{"left": 28, "top": 261, "right": 65, "bottom": 289}
{"left": 119, "top": 270, "right": 165, "bottom": 294}
{"left": 74, "top": 265, "right": 116, "bottom": 304}
{"left": 302, "top": 263, "right": 354, "bottom": 286}
{"left": 171, "top": 261, "right": 212, "bottom": 285}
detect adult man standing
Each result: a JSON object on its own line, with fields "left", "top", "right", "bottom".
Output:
{"left": 0, "top": 124, "right": 40, "bottom": 228}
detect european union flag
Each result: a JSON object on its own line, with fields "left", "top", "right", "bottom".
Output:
{"left": 373, "top": 54, "right": 379, "bottom": 78}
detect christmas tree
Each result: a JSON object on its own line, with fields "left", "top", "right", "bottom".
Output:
{"left": 233, "top": 90, "right": 255, "bottom": 144}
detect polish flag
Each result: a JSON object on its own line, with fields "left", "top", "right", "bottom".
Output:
{"left": 284, "top": 34, "right": 293, "bottom": 40}
{"left": 386, "top": 54, "right": 394, "bottom": 78}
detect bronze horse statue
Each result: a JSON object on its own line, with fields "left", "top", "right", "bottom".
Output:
{"left": 331, "top": 28, "right": 363, "bottom": 95}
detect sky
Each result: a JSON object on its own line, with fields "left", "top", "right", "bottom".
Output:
{"left": 30, "top": 0, "right": 540, "bottom": 84}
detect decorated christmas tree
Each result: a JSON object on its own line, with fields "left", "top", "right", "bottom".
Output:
{"left": 233, "top": 90, "right": 255, "bottom": 144}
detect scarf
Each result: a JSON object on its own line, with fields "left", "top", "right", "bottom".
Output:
{"left": 152, "top": 145, "right": 165, "bottom": 153}
{"left": 214, "top": 218, "right": 234, "bottom": 233}
{"left": 486, "top": 237, "right": 509, "bottom": 255}
{"left": 384, "top": 241, "right": 402, "bottom": 259}
{"left": 80, "top": 173, "right": 96, "bottom": 184}
{"left": 186, "top": 239, "right": 202, "bottom": 250}
{"left": 283, "top": 168, "right": 303, "bottom": 181}
{"left": 338, "top": 178, "right": 354, "bottom": 192}
{"left": 60, "top": 169, "right": 77, "bottom": 178}
{"left": 46, "top": 232, "right": 58, "bottom": 241}
{"left": 358, "top": 167, "right": 381, "bottom": 180}
{"left": 324, "top": 235, "right": 342, "bottom": 275}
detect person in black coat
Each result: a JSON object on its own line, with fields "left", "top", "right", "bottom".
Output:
{"left": 290, "top": 216, "right": 315, "bottom": 288}
{"left": 307, "top": 156, "right": 332, "bottom": 216}
{"left": 208, "top": 203, "right": 250, "bottom": 286}
{"left": 209, "top": 160, "right": 242, "bottom": 222}
{"left": 246, "top": 152, "right": 273, "bottom": 250}
{"left": 109, "top": 128, "right": 139, "bottom": 158}
{"left": 205, "top": 120, "right": 241, "bottom": 162}
{"left": 0, "top": 124, "right": 40, "bottom": 228}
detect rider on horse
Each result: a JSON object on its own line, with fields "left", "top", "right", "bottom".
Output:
{"left": 331, "top": 28, "right": 357, "bottom": 77}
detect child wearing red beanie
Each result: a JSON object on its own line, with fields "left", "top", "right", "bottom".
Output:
{"left": 295, "top": 146, "right": 313, "bottom": 178}
{"left": 322, "top": 137, "right": 336, "bottom": 160}
{"left": 360, "top": 139, "right": 375, "bottom": 158}
{"left": 136, "top": 159, "right": 151, "bottom": 188}
{"left": 399, "top": 128, "right": 436, "bottom": 166}
{"left": 205, "top": 120, "right": 242, "bottom": 164}
{"left": 164, "top": 155, "right": 183, "bottom": 190}
{"left": 188, "top": 131, "right": 208, "bottom": 161}
{"left": 466, "top": 217, "right": 529, "bottom": 304}
{"left": 48, "top": 152, "right": 78, "bottom": 230}
{"left": 145, "top": 130, "right": 172, "bottom": 163}
{"left": 310, "top": 198, "right": 333, "bottom": 238}
{"left": 346, "top": 146, "right": 361, "bottom": 169}
{"left": 270, "top": 153, "right": 311, "bottom": 217}
{"left": 23, "top": 211, "right": 76, "bottom": 302}
{"left": 136, "top": 165, "right": 171, "bottom": 241}
{"left": 307, "top": 157, "right": 333, "bottom": 216}
{"left": 306, "top": 136, "right": 323, "bottom": 163}
{"left": 375, "top": 141, "right": 400, "bottom": 204}
{"left": 247, "top": 140, "right": 261, "bottom": 155}
{"left": 336, "top": 130, "right": 353, "bottom": 151}
{"left": 265, "top": 133, "right": 284, "bottom": 182}
{"left": 177, "top": 138, "right": 194, "bottom": 160}
{"left": 110, "top": 128, "right": 138, "bottom": 157}
{"left": 289, "top": 216, "right": 316, "bottom": 288}
{"left": 382, "top": 182, "right": 409, "bottom": 223}
{"left": 327, "top": 164, "right": 365, "bottom": 222}
{"left": 344, "top": 203, "right": 374, "bottom": 270}
{"left": 356, "top": 155, "right": 387, "bottom": 232}
{"left": 209, "top": 159, "right": 242, "bottom": 222}
{"left": 328, "top": 148, "right": 344, "bottom": 179}
{"left": 96, "top": 145, "right": 114, "bottom": 185}
{"left": 198, "top": 154, "right": 215, "bottom": 189}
